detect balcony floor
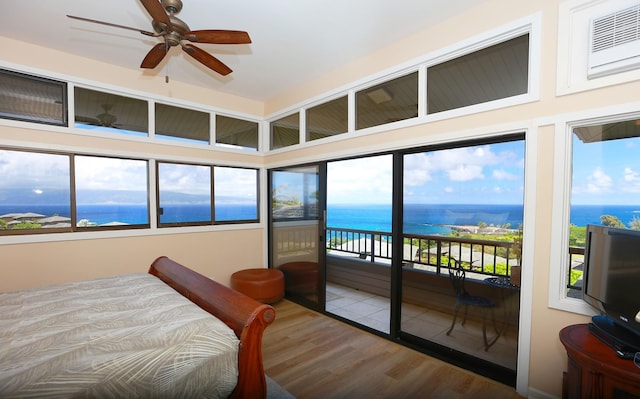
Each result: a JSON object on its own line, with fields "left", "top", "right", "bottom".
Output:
{"left": 326, "top": 282, "right": 518, "bottom": 370}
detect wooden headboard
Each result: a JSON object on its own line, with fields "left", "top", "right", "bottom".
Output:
{"left": 148, "top": 256, "right": 275, "bottom": 399}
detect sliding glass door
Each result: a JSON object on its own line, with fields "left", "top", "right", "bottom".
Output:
{"left": 267, "top": 135, "right": 525, "bottom": 384}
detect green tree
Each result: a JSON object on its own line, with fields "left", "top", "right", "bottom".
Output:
{"left": 600, "top": 214, "right": 624, "bottom": 228}
{"left": 629, "top": 215, "right": 640, "bottom": 230}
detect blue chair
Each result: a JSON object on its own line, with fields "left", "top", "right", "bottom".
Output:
{"left": 446, "top": 256, "right": 500, "bottom": 350}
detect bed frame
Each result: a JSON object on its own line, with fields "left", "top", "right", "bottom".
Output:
{"left": 148, "top": 256, "right": 275, "bottom": 399}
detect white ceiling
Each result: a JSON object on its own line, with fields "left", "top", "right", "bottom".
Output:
{"left": 2, "top": 0, "right": 483, "bottom": 101}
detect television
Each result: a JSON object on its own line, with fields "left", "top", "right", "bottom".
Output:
{"left": 582, "top": 224, "right": 640, "bottom": 356}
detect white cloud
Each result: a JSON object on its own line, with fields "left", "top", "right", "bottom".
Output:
{"left": 624, "top": 167, "right": 640, "bottom": 183}
{"left": 214, "top": 167, "right": 257, "bottom": 199}
{"left": 448, "top": 164, "right": 484, "bottom": 181}
{"left": 327, "top": 155, "right": 392, "bottom": 203}
{"left": 0, "top": 150, "right": 69, "bottom": 189}
{"left": 75, "top": 156, "right": 147, "bottom": 191}
{"left": 585, "top": 167, "right": 613, "bottom": 193}
{"left": 492, "top": 168, "right": 518, "bottom": 180}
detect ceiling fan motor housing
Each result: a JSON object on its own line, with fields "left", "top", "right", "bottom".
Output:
{"left": 162, "top": 0, "right": 183, "bottom": 14}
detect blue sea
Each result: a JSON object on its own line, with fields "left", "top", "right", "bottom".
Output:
{"left": 2, "top": 203, "right": 639, "bottom": 232}
{"left": 0, "top": 204, "right": 257, "bottom": 225}
{"left": 327, "top": 203, "right": 640, "bottom": 235}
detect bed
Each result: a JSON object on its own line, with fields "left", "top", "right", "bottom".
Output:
{"left": 0, "top": 256, "right": 276, "bottom": 398}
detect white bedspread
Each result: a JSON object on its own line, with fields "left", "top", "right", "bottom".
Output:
{"left": 0, "top": 273, "right": 240, "bottom": 398}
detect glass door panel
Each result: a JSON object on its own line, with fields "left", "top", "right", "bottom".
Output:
{"left": 400, "top": 139, "right": 524, "bottom": 373}
{"left": 270, "top": 165, "right": 323, "bottom": 308}
{"left": 325, "top": 155, "right": 392, "bottom": 333}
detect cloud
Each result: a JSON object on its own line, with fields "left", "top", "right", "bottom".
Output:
{"left": 214, "top": 167, "right": 258, "bottom": 200}
{"left": 448, "top": 164, "right": 484, "bottom": 181}
{"left": 406, "top": 144, "right": 509, "bottom": 184}
{"left": 75, "top": 156, "right": 147, "bottom": 192}
{"left": 624, "top": 167, "right": 640, "bottom": 183}
{"left": 0, "top": 150, "right": 69, "bottom": 189}
{"left": 492, "top": 168, "right": 519, "bottom": 180}
{"left": 585, "top": 167, "right": 613, "bottom": 193}
{"left": 328, "top": 155, "right": 392, "bottom": 203}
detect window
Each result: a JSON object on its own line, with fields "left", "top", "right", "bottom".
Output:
{"left": 356, "top": 72, "right": 418, "bottom": 130}
{"left": 566, "top": 117, "right": 640, "bottom": 297}
{"left": 74, "top": 155, "right": 149, "bottom": 228}
{"left": 155, "top": 103, "right": 210, "bottom": 144}
{"left": 0, "top": 69, "right": 67, "bottom": 126}
{"left": 427, "top": 34, "right": 529, "bottom": 114}
{"left": 271, "top": 166, "right": 318, "bottom": 220}
{"left": 214, "top": 166, "right": 259, "bottom": 222}
{"left": 157, "top": 162, "right": 212, "bottom": 226}
{"left": 306, "top": 96, "right": 348, "bottom": 141}
{"left": 216, "top": 115, "right": 259, "bottom": 151}
{"left": 550, "top": 113, "right": 640, "bottom": 314}
{"left": 270, "top": 113, "right": 300, "bottom": 150}
{"left": 74, "top": 87, "right": 148, "bottom": 136}
{"left": 0, "top": 149, "right": 71, "bottom": 232}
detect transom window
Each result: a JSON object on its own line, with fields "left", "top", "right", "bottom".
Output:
{"left": 0, "top": 69, "right": 67, "bottom": 126}
{"left": 155, "top": 103, "right": 210, "bottom": 144}
{"left": 74, "top": 87, "right": 148, "bottom": 136}
{"left": 427, "top": 34, "right": 529, "bottom": 114}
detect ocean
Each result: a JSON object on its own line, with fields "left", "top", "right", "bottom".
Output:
{"left": 2, "top": 203, "right": 639, "bottom": 232}
{"left": 0, "top": 204, "right": 257, "bottom": 225}
{"left": 327, "top": 203, "right": 640, "bottom": 235}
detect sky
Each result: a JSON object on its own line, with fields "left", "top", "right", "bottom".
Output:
{"left": 571, "top": 135, "right": 640, "bottom": 205}
{"left": 0, "top": 150, "right": 257, "bottom": 205}
{"left": 3, "top": 133, "right": 640, "bottom": 207}
{"left": 326, "top": 141, "right": 525, "bottom": 205}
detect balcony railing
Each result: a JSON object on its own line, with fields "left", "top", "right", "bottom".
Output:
{"left": 568, "top": 246, "right": 585, "bottom": 295}
{"left": 326, "top": 227, "right": 522, "bottom": 279}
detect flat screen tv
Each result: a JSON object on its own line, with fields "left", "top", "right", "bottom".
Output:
{"left": 582, "top": 224, "right": 640, "bottom": 356}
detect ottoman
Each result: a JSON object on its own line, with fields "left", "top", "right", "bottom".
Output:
{"left": 230, "top": 268, "right": 284, "bottom": 304}
{"left": 278, "top": 261, "right": 319, "bottom": 295}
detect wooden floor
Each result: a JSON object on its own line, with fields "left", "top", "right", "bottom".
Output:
{"left": 262, "top": 300, "right": 524, "bottom": 399}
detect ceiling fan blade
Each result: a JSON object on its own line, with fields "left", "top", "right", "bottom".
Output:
{"left": 182, "top": 44, "right": 232, "bottom": 76}
{"left": 141, "top": 43, "right": 169, "bottom": 69}
{"left": 185, "top": 30, "right": 252, "bottom": 44}
{"left": 139, "top": 0, "right": 172, "bottom": 31}
{"left": 67, "top": 15, "right": 158, "bottom": 37}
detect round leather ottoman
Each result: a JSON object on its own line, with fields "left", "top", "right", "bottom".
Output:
{"left": 230, "top": 268, "right": 284, "bottom": 304}
{"left": 278, "top": 261, "right": 319, "bottom": 295}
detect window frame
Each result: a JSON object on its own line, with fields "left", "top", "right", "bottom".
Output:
{"left": 213, "top": 166, "right": 260, "bottom": 224}
{"left": 0, "top": 69, "right": 68, "bottom": 127}
{"left": 0, "top": 146, "right": 263, "bottom": 237}
{"left": 548, "top": 108, "right": 640, "bottom": 315}
{"left": 156, "top": 161, "right": 214, "bottom": 228}
{"left": 73, "top": 86, "right": 149, "bottom": 137}
{"left": 265, "top": 13, "right": 541, "bottom": 151}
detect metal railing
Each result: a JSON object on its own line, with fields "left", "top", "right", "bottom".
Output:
{"left": 326, "top": 227, "right": 521, "bottom": 278}
{"left": 568, "top": 246, "right": 585, "bottom": 293}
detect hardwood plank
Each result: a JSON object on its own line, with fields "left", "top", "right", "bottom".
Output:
{"left": 262, "top": 300, "right": 523, "bottom": 399}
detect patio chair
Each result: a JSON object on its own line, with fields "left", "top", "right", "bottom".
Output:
{"left": 446, "top": 256, "right": 500, "bottom": 351}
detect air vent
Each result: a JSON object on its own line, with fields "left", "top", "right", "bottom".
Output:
{"left": 588, "top": 3, "right": 640, "bottom": 79}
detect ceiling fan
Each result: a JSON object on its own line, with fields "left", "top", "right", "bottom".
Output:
{"left": 67, "top": 0, "right": 251, "bottom": 76}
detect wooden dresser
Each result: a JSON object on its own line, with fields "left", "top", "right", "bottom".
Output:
{"left": 560, "top": 324, "right": 640, "bottom": 398}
